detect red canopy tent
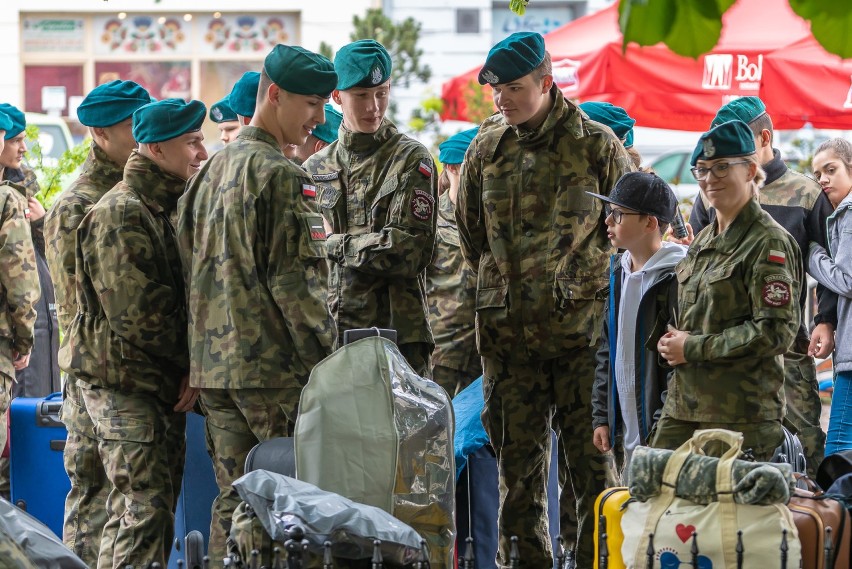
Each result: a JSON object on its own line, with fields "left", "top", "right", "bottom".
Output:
{"left": 441, "top": 0, "right": 852, "bottom": 130}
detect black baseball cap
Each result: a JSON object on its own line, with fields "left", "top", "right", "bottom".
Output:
{"left": 586, "top": 172, "right": 678, "bottom": 224}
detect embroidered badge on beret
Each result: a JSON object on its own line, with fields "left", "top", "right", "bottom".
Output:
{"left": 481, "top": 69, "right": 500, "bottom": 84}
{"left": 411, "top": 189, "right": 434, "bottom": 221}
{"left": 702, "top": 138, "right": 716, "bottom": 159}
{"left": 762, "top": 281, "right": 791, "bottom": 307}
{"left": 371, "top": 65, "right": 383, "bottom": 85}
{"left": 767, "top": 249, "right": 786, "bottom": 264}
{"left": 302, "top": 183, "right": 317, "bottom": 198}
{"left": 417, "top": 161, "right": 433, "bottom": 178}
{"left": 212, "top": 107, "right": 224, "bottom": 121}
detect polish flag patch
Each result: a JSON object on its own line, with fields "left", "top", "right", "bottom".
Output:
{"left": 302, "top": 184, "right": 317, "bottom": 198}
{"left": 767, "top": 249, "right": 786, "bottom": 264}
{"left": 417, "top": 161, "right": 433, "bottom": 178}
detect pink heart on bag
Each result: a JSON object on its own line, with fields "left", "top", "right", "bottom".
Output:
{"left": 676, "top": 524, "right": 696, "bottom": 543}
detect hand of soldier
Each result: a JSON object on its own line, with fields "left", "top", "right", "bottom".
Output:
{"left": 657, "top": 326, "right": 688, "bottom": 366}
{"left": 809, "top": 322, "right": 835, "bottom": 359}
{"left": 174, "top": 374, "right": 200, "bottom": 412}
{"left": 27, "top": 197, "right": 46, "bottom": 222}
{"left": 12, "top": 352, "right": 30, "bottom": 370}
{"left": 665, "top": 222, "right": 694, "bottom": 246}
{"left": 593, "top": 426, "right": 611, "bottom": 453}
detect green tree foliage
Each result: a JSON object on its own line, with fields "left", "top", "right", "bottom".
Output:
{"left": 351, "top": 9, "right": 431, "bottom": 88}
{"left": 462, "top": 81, "right": 496, "bottom": 124}
{"left": 24, "top": 125, "right": 90, "bottom": 209}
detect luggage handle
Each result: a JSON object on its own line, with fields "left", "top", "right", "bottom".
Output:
{"left": 792, "top": 473, "right": 824, "bottom": 496}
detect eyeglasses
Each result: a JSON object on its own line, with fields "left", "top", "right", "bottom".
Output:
{"left": 690, "top": 160, "right": 749, "bottom": 181}
{"left": 604, "top": 205, "right": 645, "bottom": 224}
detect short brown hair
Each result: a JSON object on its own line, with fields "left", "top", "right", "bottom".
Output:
{"left": 531, "top": 52, "right": 553, "bottom": 84}
{"left": 256, "top": 70, "right": 273, "bottom": 109}
{"left": 748, "top": 112, "right": 773, "bottom": 145}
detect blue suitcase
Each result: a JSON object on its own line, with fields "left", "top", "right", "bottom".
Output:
{"left": 9, "top": 392, "right": 71, "bottom": 538}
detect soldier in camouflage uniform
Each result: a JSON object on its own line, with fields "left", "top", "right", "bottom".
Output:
{"left": 209, "top": 97, "right": 241, "bottom": 146}
{"left": 0, "top": 108, "right": 40, "bottom": 462}
{"left": 290, "top": 103, "right": 342, "bottom": 166}
{"left": 177, "top": 46, "right": 336, "bottom": 564}
{"left": 426, "top": 128, "right": 482, "bottom": 395}
{"left": 656, "top": 120, "right": 802, "bottom": 462}
{"left": 304, "top": 39, "right": 437, "bottom": 377}
{"left": 44, "top": 80, "right": 152, "bottom": 567}
{"left": 67, "top": 98, "right": 207, "bottom": 569}
{"left": 687, "top": 97, "right": 835, "bottom": 475}
{"left": 456, "top": 32, "right": 632, "bottom": 568}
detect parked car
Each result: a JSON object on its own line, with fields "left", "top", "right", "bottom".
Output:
{"left": 648, "top": 149, "right": 700, "bottom": 219}
{"left": 24, "top": 113, "right": 81, "bottom": 195}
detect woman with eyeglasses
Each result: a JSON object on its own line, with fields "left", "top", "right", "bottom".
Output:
{"left": 652, "top": 120, "right": 802, "bottom": 459}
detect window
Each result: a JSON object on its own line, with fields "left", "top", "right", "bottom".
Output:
{"left": 457, "top": 9, "right": 480, "bottom": 34}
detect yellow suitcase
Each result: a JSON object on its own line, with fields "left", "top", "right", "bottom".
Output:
{"left": 594, "top": 487, "right": 631, "bottom": 569}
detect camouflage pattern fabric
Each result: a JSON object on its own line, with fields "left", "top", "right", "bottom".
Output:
{"left": 303, "top": 119, "right": 437, "bottom": 363}
{"left": 80, "top": 386, "right": 186, "bottom": 569}
{"left": 425, "top": 192, "right": 481, "bottom": 394}
{"left": 456, "top": 87, "right": 631, "bottom": 568}
{"left": 628, "top": 444, "right": 794, "bottom": 505}
{"left": 649, "top": 417, "right": 785, "bottom": 463}
{"left": 176, "top": 126, "right": 334, "bottom": 391}
{"left": 0, "top": 533, "right": 37, "bottom": 569}
{"left": 483, "top": 349, "right": 612, "bottom": 569}
{"left": 663, "top": 198, "right": 802, "bottom": 424}
{"left": 44, "top": 141, "right": 123, "bottom": 566}
{"left": 0, "top": 182, "right": 39, "bottom": 383}
{"left": 200, "top": 387, "right": 300, "bottom": 567}
{"left": 783, "top": 348, "right": 824, "bottom": 474}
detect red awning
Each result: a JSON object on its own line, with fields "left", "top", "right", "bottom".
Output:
{"left": 441, "top": 0, "right": 852, "bottom": 130}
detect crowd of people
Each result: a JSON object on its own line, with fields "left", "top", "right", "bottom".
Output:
{"left": 0, "top": 28, "right": 850, "bottom": 569}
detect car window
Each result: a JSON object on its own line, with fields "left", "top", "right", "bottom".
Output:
{"left": 651, "top": 153, "right": 684, "bottom": 184}
{"left": 33, "top": 124, "right": 69, "bottom": 160}
{"left": 678, "top": 158, "right": 694, "bottom": 184}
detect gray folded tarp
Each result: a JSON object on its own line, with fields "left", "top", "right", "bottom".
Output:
{"left": 0, "top": 497, "right": 87, "bottom": 569}
{"left": 233, "top": 470, "right": 423, "bottom": 565}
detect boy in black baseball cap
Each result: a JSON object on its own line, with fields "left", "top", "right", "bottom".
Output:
{"left": 587, "top": 172, "right": 687, "bottom": 475}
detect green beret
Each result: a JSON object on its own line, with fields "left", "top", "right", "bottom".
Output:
{"left": 334, "top": 39, "right": 392, "bottom": 91}
{"left": 579, "top": 101, "right": 636, "bottom": 142}
{"left": 478, "top": 32, "right": 545, "bottom": 86}
{"left": 263, "top": 45, "right": 337, "bottom": 97}
{"left": 77, "top": 80, "right": 153, "bottom": 128}
{"left": 209, "top": 96, "right": 238, "bottom": 123}
{"left": 228, "top": 72, "right": 260, "bottom": 118}
{"left": 624, "top": 129, "right": 635, "bottom": 149}
{"left": 132, "top": 98, "right": 206, "bottom": 144}
{"left": 312, "top": 104, "right": 343, "bottom": 144}
{"left": 438, "top": 127, "right": 479, "bottom": 165}
{"left": 0, "top": 109, "right": 12, "bottom": 134}
{"left": 690, "top": 120, "right": 756, "bottom": 166}
{"left": 0, "top": 104, "right": 25, "bottom": 139}
{"left": 712, "top": 96, "right": 767, "bottom": 128}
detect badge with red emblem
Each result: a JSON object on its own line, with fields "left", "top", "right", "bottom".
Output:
{"left": 411, "top": 189, "right": 434, "bottom": 220}
{"left": 762, "top": 279, "right": 791, "bottom": 307}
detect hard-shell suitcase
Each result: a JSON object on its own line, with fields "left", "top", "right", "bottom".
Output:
{"left": 9, "top": 392, "right": 70, "bottom": 537}
{"left": 593, "top": 487, "right": 630, "bottom": 569}
{"left": 788, "top": 486, "right": 851, "bottom": 569}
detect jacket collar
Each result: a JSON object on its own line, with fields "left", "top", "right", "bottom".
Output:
{"left": 122, "top": 151, "right": 186, "bottom": 216}
{"left": 236, "top": 126, "right": 283, "bottom": 153}
{"left": 339, "top": 118, "right": 397, "bottom": 155}
{"left": 701, "top": 197, "right": 763, "bottom": 254}
{"left": 514, "top": 86, "right": 582, "bottom": 148}
{"left": 763, "top": 148, "right": 787, "bottom": 186}
{"left": 84, "top": 142, "right": 125, "bottom": 185}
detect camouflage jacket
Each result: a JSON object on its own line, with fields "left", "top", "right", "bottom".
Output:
{"left": 68, "top": 151, "right": 188, "bottom": 403}
{"left": 0, "top": 182, "right": 40, "bottom": 379}
{"left": 665, "top": 198, "right": 802, "bottom": 423}
{"left": 177, "top": 127, "right": 334, "bottom": 390}
{"left": 44, "top": 142, "right": 124, "bottom": 366}
{"left": 304, "top": 119, "right": 437, "bottom": 347}
{"left": 2, "top": 166, "right": 44, "bottom": 255}
{"left": 425, "top": 193, "right": 480, "bottom": 372}
{"left": 456, "top": 87, "right": 634, "bottom": 361}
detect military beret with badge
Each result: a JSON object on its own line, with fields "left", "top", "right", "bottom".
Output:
{"left": 334, "top": 39, "right": 393, "bottom": 91}
{"left": 76, "top": 80, "right": 153, "bottom": 128}
{"left": 312, "top": 104, "right": 343, "bottom": 144}
{"left": 0, "top": 109, "right": 12, "bottom": 135}
{"left": 690, "top": 120, "right": 756, "bottom": 166}
{"left": 0, "top": 104, "right": 26, "bottom": 140}
{"left": 478, "top": 31, "right": 546, "bottom": 86}
{"left": 579, "top": 101, "right": 636, "bottom": 146}
{"left": 264, "top": 45, "right": 337, "bottom": 98}
{"left": 712, "top": 96, "right": 767, "bottom": 128}
{"left": 228, "top": 71, "right": 261, "bottom": 118}
{"left": 132, "top": 98, "right": 206, "bottom": 144}
{"left": 438, "top": 127, "right": 479, "bottom": 165}
{"left": 209, "top": 96, "right": 238, "bottom": 123}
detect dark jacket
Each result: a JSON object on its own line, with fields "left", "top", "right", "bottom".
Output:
{"left": 592, "top": 252, "right": 680, "bottom": 448}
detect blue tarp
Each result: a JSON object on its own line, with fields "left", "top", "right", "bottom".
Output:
{"left": 452, "top": 376, "right": 489, "bottom": 479}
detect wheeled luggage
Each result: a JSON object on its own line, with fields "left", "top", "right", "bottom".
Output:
{"left": 788, "top": 481, "right": 851, "bottom": 569}
{"left": 9, "top": 392, "right": 70, "bottom": 538}
{"left": 593, "top": 487, "right": 631, "bottom": 569}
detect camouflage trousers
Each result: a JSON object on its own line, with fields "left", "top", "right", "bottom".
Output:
{"left": 200, "top": 386, "right": 300, "bottom": 567}
{"left": 432, "top": 364, "right": 480, "bottom": 397}
{"left": 80, "top": 385, "right": 186, "bottom": 569}
{"left": 0, "top": 534, "right": 37, "bottom": 569}
{"left": 649, "top": 416, "right": 784, "bottom": 462}
{"left": 782, "top": 350, "right": 825, "bottom": 475}
{"left": 482, "top": 347, "right": 613, "bottom": 569}
{"left": 0, "top": 374, "right": 10, "bottom": 500}
{"left": 399, "top": 342, "right": 433, "bottom": 379}
{"left": 60, "top": 377, "right": 119, "bottom": 569}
